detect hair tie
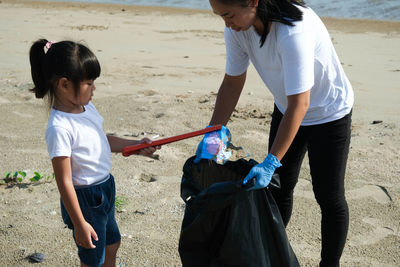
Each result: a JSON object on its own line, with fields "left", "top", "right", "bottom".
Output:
{"left": 45, "top": 41, "right": 54, "bottom": 50}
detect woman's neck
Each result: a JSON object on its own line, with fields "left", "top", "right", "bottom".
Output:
{"left": 253, "top": 18, "right": 271, "bottom": 36}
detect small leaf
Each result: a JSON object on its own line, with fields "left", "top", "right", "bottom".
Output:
{"left": 4, "top": 172, "right": 11, "bottom": 179}
{"left": 18, "top": 171, "right": 27, "bottom": 178}
{"left": 30, "top": 176, "right": 40, "bottom": 182}
{"left": 13, "top": 172, "right": 19, "bottom": 178}
{"left": 17, "top": 178, "right": 23, "bottom": 183}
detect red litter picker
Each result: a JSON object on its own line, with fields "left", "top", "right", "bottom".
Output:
{"left": 122, "top": 125, "right": 222, "bottom": 157}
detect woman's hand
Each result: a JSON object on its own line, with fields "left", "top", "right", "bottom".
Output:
{"left": 243, "top": 153, "right": 282, "bottom": 190}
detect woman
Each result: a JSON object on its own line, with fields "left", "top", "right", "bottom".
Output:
{"left": 205, "top": 0, "right": 354, "bottom": 266}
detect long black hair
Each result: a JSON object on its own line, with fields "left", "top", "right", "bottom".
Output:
{"left": 217, "top": 0, "right": 306, "bottom": 47}
{"left": 29, "top": 39, "right": 100, "bottom": 107}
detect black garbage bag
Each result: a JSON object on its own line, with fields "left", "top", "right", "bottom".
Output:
{"left": 179, "top": 156, "right": 299, "bottom": 267}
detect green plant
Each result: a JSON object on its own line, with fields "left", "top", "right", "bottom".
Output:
{"left": 30, "top": 172, "right": 55, "bottom": 182}
{"left": 30, "top": 171, "right": 43, "bottom": 182}
{"left": 1, "top": 171, "right": 55, "bottom": 184}
{"left": 3, "top": 171, "right": 26, "bottom": 183}
{"left": 115, "top": 195, "right": 127, "bottom": 213}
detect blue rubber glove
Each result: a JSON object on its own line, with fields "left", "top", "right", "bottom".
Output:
{"left": 243, "top": 153, "right": 282, "bottom": 190}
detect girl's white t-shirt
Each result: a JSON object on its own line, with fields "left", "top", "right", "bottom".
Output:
{"left": 225, "top": 6, "right": 354, "bottom": 125}
{"left": 45, "top": 102, "right": 111, "bottom": 186}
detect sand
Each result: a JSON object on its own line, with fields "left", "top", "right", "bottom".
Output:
{"left": 0, "top": 0, "right": 399, "bottom": 266}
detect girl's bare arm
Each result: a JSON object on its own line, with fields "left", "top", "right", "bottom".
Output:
{"left": 52, "top": 156, "right": 97, "bottom": 248}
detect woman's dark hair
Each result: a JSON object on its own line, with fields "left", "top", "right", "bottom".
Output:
{"left": 29, "top": 39, "right": 100, "bottom": 106}
{"left": 218, "top": 0, "right": 305, "bottom": 47}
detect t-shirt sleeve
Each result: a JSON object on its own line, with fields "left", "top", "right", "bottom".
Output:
{"left": 278, "top": 31, "right": 315, "bottom": 96}
{"left": 224, "top": 27, "right": 250, "bottom": 76}
{"left": 45, "top": 126, "right": 72, "bottom": 160}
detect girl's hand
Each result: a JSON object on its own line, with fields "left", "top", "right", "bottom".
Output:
{"left": 138, "top": 138, "right": 161, "bottom": 156}
{"left": 74, "top": 221, "right": 98, "bottom": 249}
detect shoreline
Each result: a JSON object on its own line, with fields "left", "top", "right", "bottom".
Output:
{"left": 3, "top": 0, "right": 400, "bottom": 32}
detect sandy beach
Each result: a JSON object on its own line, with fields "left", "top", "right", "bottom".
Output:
{"left": 0, "top": 0, "right": 399, "bottom": 266}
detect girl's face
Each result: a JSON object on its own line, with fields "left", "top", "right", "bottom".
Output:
{"left": 54, "top": 78, "right": 96, "bottom": 113}
{"left": 76, "top": 79, "right": 96, "bottom": 106}
{"left": 210, "top": 0, "right": 259, "bottom": 32}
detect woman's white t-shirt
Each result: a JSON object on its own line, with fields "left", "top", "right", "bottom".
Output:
{"left": 225, "top": 6, "right": 354, "bottom": 125}
{"left": 45, "top": 102, "right": 111, "bottom": 186}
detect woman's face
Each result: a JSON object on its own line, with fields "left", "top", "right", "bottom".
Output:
{"left": 210, "top": 0, "right": 259, "bottom": 32}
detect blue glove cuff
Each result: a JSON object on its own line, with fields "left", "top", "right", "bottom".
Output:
{"left": 263, "top": 153, "right": 282, "bottom": 168}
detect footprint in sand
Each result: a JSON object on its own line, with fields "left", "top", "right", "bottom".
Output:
{"left": 346, "top": 185, "right": 397, "bottom": 246}
{"left": 349, "top": 217, "right": 397, "bottom": 246}
{"left": 137, "top": 173, "right": 156, "bottom": 183}
{"left": 294, "top": 180, "right": 397, "bottom": 246}
{"left": 347, "top": 184, "right": 392, "bottom": 204}
{"left": 294, "top": 181, "right": 393, "bottom": 204}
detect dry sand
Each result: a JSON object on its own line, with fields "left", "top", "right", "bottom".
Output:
{"left": 0, "top": 0, "right": 399, "bottom": 266}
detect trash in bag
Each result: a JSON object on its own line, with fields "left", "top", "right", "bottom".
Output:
{"left": 179, "top": 156, "right": 299, "bottom": 267}
{"left": 194, "top": 125, "right": 232, "bottom": 164}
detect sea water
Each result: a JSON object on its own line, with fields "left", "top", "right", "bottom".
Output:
{"left": 47, "top": 0, "right": 400, "bottom": 21}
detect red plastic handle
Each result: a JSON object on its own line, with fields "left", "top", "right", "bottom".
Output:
{"left": 122, "top": 125, "right": 222, "bottom": 157}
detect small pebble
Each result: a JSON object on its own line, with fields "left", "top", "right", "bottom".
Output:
{"left": 27, "top": 252, "right": 46, "bottom": 263}
{"left": 134, "top": 210, "right": 145, "bottom": 215}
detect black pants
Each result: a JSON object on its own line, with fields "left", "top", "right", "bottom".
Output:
{"left": 268, "top": 105, "right": 351, "bottom": 267}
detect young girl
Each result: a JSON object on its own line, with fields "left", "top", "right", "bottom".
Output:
{"left": 29, "top": 39, "right": 160, "bottom": 267}
{"left": 203, "top": 0, "right": 354, "bottom": 266}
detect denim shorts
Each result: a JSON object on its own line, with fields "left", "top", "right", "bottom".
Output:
{"left": 60, "top": 174, "right": 121, "bottom": 267}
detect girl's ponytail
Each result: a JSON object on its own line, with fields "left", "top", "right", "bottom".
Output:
{"left": 29, "top": 39, "right": 49, "bottom": 99}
